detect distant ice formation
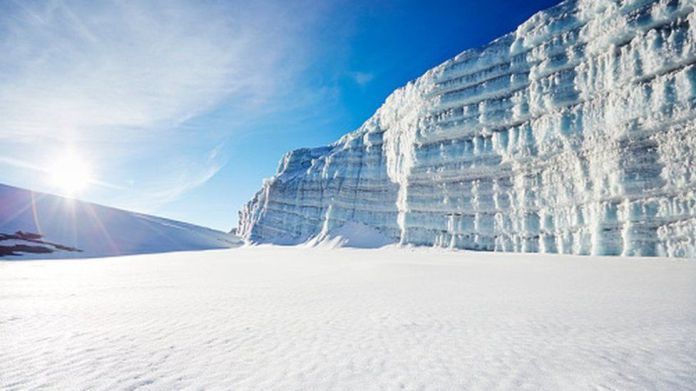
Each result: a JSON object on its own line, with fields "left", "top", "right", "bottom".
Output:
{"left": 240, "top": 0, "right": 696, "bottom": 257}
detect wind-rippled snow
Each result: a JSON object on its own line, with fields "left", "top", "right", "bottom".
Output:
{"left": 2, "top": 247, "right": 695, "bottom": 390}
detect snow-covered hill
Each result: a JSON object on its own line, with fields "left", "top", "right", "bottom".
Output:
{"left": 0, "top": 183, "right": 241, "bottom": 259}
{"left": 240, "top": 0, "right": 696, "bottom": 257}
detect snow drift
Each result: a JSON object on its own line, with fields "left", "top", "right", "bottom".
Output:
{"left": 0, "top": 183, "right": 241, "bottom": 259}
{"left": 240, "top": 0, "right": 696, "bottom": 257}
{"left": 304, "top": 222, "right": 394, "bottom": 249}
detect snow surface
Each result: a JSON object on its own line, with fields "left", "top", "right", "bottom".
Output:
{"left": 2, "top": 246, "right": 695, "bottom": 390}
{"left": 240, "top": 0, "right": 696, "bottom": 257}
{"left": 304, "top": 221, "right": 394, "bottom": 248}
{"left": 0, "top": 184, "right": 241, "bottom": 259}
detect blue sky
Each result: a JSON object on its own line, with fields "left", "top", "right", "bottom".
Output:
{"left": 0, "top": 0, "right": 560, "bottom": 231}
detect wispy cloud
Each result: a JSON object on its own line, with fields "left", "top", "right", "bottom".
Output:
{"left": 0, "top": 0, "right": 308, "bottom": 140}
{"left": 349, "top": 71, "right": 375, "bottom": 86}
{"left": 141, "top": 152, "right": 226, "bottom": 207}
{"left": 0, "top": 0, "right": 334, "bottom": 210}
{"left": 0, "top": 156, "right": 44, "bottom": 173}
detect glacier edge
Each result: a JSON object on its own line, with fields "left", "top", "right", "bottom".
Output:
{"left": 239, "top": 0, "right": 696, "bottom": 257}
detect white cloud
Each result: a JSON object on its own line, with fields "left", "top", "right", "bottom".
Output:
{"left": 0, "top": 0, "right": 331, "bottom": 209}
{"left": 349, "top": 71, "right": 375, "bottom": 86}
{"left": 0, "top": 0, "right": 301, "bottom": 140}
{"left": 142, "top": 160, "right": 225, "bottom": 207}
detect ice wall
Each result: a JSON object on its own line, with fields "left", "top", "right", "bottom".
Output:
{"left": 239, "top": 0, "right": 696, "bottom": 257}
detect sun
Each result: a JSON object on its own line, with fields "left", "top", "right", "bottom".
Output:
{"left": 49, "top": 153, "right": 93, "bottom": 196}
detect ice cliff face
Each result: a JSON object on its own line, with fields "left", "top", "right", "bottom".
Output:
{"left": 240, "top": 0, "right": 696, "bottom": 257}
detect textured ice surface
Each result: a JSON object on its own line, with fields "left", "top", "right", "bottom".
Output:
{"left": 0, "top": 183, "right": 241, "bottom": 259}
{"left": 240, "top": 0, "right": 696, "bottom": 257}
{"left": 1, "top": 247, "right": 695, "bottom": 389}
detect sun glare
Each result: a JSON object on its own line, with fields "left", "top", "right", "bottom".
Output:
{"left": 49, "top": 153, "right": 92, "bottom": 196}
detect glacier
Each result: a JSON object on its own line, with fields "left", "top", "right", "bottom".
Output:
{"left": 239, "top": 0, "right": 696, "bottom": 257}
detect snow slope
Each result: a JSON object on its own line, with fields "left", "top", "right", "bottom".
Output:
{"left": 304, "top": 221, "right": 395, "bottom": 248}
{"left": 240, "top": 0, "right": 696, "bottom": 257}
{"left": 1, "top": 247, "right": 695, "bottom": 389}
{"left": 0, "top": 183, "right": 241, "bottom": 259}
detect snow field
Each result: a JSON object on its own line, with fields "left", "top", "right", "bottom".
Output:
{"left": 2, "top": 246, "right": 695, "bottom": 390}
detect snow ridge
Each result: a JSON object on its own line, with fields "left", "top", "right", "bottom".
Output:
{"left": 239, "top": 0, "right": 696, "bottom": 257}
